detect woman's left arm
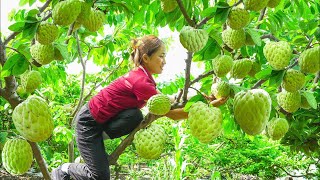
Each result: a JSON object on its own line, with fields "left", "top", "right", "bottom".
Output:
{"left": 165, "top": 108, "right": 188, "bottom": 121}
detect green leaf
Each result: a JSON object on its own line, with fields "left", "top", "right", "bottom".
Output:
{"left": 29, "top": 0, "right": 37, "bottom": 6}
{"left": 201, "top": 7, "right": 216, "bottom": 17}
{"left": 19, "top": 0, "right": 28, "bottom": 6}
{"left": 255, "top": 68, "right": 272, "bottom": 79}
{"left": 1, "top": 54, "right": 28, "bottom": 77}
{"left": 0, "top": 132, "right": 8, "bottom": 145}
{"left": 8, "top": 22, "right": 26, "bottom": 32}
{"left": 269, "top": 70, "right": 285, "bottom": 87}
{"left": 247, "top": 29, "right": 262, "bottom": 46}
{"left": 22, "top": 23, "right": 39, "bottom": 39}
{"left": 214, "top": 6, "right": 231, "bottom": 24}
{"left": 184, "top": 94, "right": 206, "bottom": 112}
{"left": 54, "top": 43, "right": 70, "bottom": 61}
{"left": 302, "top": 92, "right": 317, "bottom": 109}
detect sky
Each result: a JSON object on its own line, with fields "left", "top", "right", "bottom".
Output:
{"left": 0, "top": 1, "right": 204, "bottom": 85}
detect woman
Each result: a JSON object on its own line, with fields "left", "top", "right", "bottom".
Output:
{"left": 52, "top": 35, "right": 226, "bottom": 180}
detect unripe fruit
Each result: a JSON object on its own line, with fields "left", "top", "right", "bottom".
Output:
{"left": 263, "top": 41, "right": 292, "bottom": 70}
{"left": 277, "top": 91, "right": 301, "bottom": 113}
{"left": 222, "top": 29, "right": 246, "bottom": 49}
{"left": 267, "top": 0, "right": 281, "bottom": 8}
{"left": 12, "top": 95, "right": 54, "bottom": 142}
{"left": 35, "top": 23, "right": 59, "bottom": 45}
{"left": 188, "top": 101, "right": 223, "bottom": 143}
{"left": 82, "top": 9, "right": 105, "bottom": 32}
{"left": 2, "top": 138, "right": 33, "bottom": 175}
{"left": 281, "top": 69, "right": 305, "bottom": 92}
{"left": 267, "top": 117, "right": 289, "bottom": 140}
{"left": 133, "top": 124, "right": 167, "bottom": 159}
{"left": 231, "top": 58, "right": 252, "bottom": 79}
{"left": 244, "top": 0, "right": 269, "bottom": 11}
{"left": 248, "top": 61, "right": 261, "bottom": 77}
{"left": 161, "top": 0, "right": 178, "bottom": 13}
{"left": 212, "top": 55, "right": 233, "bottom": 77}
{"left": 234, "top": 89, "right": 271, "bottom": 135}
{"left": 30, "top": 43, "right": 55, "bottom": 65}
{"left": 227, "top": 8, "right": 250, "bottom": 30}
{"left": 147, "top": 94, "right": 171, "bottom": 115}
{"left": 52, "top": 0, "right": 82, "bottom": 26}
{"left": 179, "top": 26, "right": 209, "bottom": 52}
{"left": 298, "top": 46, "right": 320, "bottom": 74}
{"left": 20, "top": 70, "right": 42, "bottom": 93}
{"left": 211, "top": 81, "right": 231, "bottom": 98}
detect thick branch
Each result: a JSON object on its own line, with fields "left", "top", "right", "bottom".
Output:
{"left": 190, "top": 70, "right": 215, "bottom": 86}
{"left": 251, "top": 79, "right": 266, "bottom": 89}
{"left": 182, "top": 52, "right": 193, "bottom": 103}
{"left": 272, "top": 165, "right": 313, "bottom": 178}
{"left": 176, "top": 0, "right": 196, "bottom": 27}
{"left": 3, "top": 0, "right": 52, "bottom": 45}
{"left": 28, "top": 141, "right": 51, "bottom": 180}
{"left": 108, "top": 113, "right": 161, "bottom": 165}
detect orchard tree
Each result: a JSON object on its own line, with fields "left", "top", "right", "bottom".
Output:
{"left": 0, "top": 0, "right": 319, "bottom": 179}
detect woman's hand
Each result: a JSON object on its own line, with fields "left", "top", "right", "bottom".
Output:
{"left": 210, "top": 97, "right": 228, "bottom": 107}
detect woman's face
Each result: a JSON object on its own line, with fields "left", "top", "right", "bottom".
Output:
{"left": 143, "top": 44, "right": 166, "bottom": 74}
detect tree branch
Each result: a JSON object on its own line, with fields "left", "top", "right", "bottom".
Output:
{"left": 251, "top": 79, "right": 266, "bottom": 89}
{"left": 108, "top": 113, "right": 162, "bottom": 165}
{"left": 190, "top": 70, "right": 215, "bottom": 86}
{"left": 176, "top": 0, "right": 196, "bottom": 27}
{"left": 272, "top": 164, "right": 314, "bottom": 178}
{"left": 28, "top": 141, "right": 51, "bottom": 180}
{"left": 182, "top": 52, "right": 193, "bottom": 103}
{"left": 311, "top": 71, "right": 320, "bottom": 92}
{"left": 256, "top": 7, "right": 267, "bottom": 29}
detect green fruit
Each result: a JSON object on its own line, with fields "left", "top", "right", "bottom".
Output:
{"left": 35, "top": 23, "right": 59, "bottom": 45}
{"left": 281, "top": 69, "right": 305, "bottom": 92}
{"left": 227, "top": 8, "right": 250, "bottom": 30}
{"left": 16, "top": 86, "right": 27, "bottom": 96}
{"left": 267, "top": 118, "right": 289, "bottom": 140}
{"left": 147, "top": 94, "right": 171, "bottom": 115}
{"left": 298, "top": 46, "right": 320, "bottom": 74}
{"left": 263, "top": 41, "right": 292, "bottom": 70}
{"left": 188, "top": 101, "right": 223, "bottom": 143}
{"left": 76, "top": 1, "right": 92, "bottom": 24}
{"left": 12, "top": 95, "right": 54, "bottom": 142}
{"left": 244, "top": 0, "right": 269, "bottom": 11}
{"left": 161, "top": 0, "right": 178, "bottom": 13}
{"left": 211, "top": 81, "right": 231, "bottom": 98}
{"left": 234, "top": 89, "right": 271, "bottom": 135}
{"left": 2, "top": 138, "right": 33, "bottom": 175}
{"left": 179, "top": 26, "right": 209, "bottom": 52}
{"left": 300, "top": 95, "right": 311, "bottom": 109}
{"left": 248, "top": 61, "right": 261, "bottom": 77}
{"left": 20, "top": 70, "right": 42, "bottom": 93}
{"left": 30, "top": 43, "right": 55, "bottom": 65}
{"left": 267, "top": 0, "right": 281, "bottom": 8}
{"left": 52, "top": 0, "right": 82, "bottom": 26}
{"left": 212, "top": 55, "right": 233, "bottom": 77}
{"left": 222, "top": 29, "right": 246, "bottom": 49}
{"left": 277, "top": 91, "right": 301, "bottom": 113}
{"left": 82, "top": 9, "right": 105, "bottom": 32}
{"left": 133, "top": 124, "right": 167, "bottom": 159}
{"left": 231, "top": 58, "right": 252, "bottom": 79}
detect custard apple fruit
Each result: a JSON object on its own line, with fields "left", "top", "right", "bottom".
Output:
{"left": 76, "top": 1, "right": 92, "bottom": 24}
{"left": 234, "top": 89, "right": 271, "bottom": 135}
{"left": 267, "top": 118, "right": 289, "bottom": 140}
{"left": 35, "top": 23, "right": 59, "bottom": 45}
{"left": 82, "top": 9, "right": 105, "bottom": 32}
{"left": 179, "top": 26, "right": 209, "bottom": 52}
{"left": 248, "top": 61, "right": 261, "bottom": 77}
{"left": 188, "top": 101, "right": 223, "bottom": 143}
{"left": 281, "top": 69, "right": 305, "bottom": 92}
{"left": 227, "top": 8, "right": 250, "bottom": 30}
{"left": 30, "top": 43, "right": 55, "bottom": 65}
{"left": 263, "top": 41, "right": 292, "bottom": 70}
{"left": 277, "top": 91, "right": 301, "bottom": 113}
{"left": 147, "top": 94, "right": 171, "bottom": 115}
{"left": 133, "top": 124, "right": 167, "bottom": 159}
{"left": 20, "top": 70, "right": 42, "bottom": 93}
{"left": 231, "top": 58, "right": 253, "bottom": 79}
{"left": 243, "top": 0, "right": 269, "bottom": 11}
{"left": 300, "top": 95, "right": 311, "bottom": 109}
{"left": 161, "top": 0, "right": 178, "bottom": 13}
{"left": 222, "top": 29, "right": 246, "bottom": 49}
{"left": 212, "top": 55, "right": 233, "bottom": 77}
{"left": 52, "top": 0, "right": 82, "bottom": 26}
{"left": 2, "top": 138, "right": 33, "bottom": 175}
{"left": 211, "top": 81, "right": 231, "bottom": 99}
{"left": 267, "top": 0, "right": 281, "bottom": 8}
{"left": 298, "top": 46, "right": 320, "bottom": 74}
{"left": 12, "top": 95, "right": 54, "bottom": 142}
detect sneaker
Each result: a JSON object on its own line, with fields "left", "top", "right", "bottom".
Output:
{"left": 51, "top": 165, "right": 70, "bottom": 180}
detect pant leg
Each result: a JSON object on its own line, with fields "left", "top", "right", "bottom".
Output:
{"left": 68, "top": 104, "right": 110, "bottom": 180}
{"left": 103, "top": 108, "right": 143, "bottom": 139}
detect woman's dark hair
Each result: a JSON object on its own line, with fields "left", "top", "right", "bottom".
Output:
{"left": 130, "top": 35, "right": 164, "bottom": 67}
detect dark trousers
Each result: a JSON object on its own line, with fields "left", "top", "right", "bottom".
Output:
{"left": 68, "top": 104, "right": 143, "bottom": 180}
